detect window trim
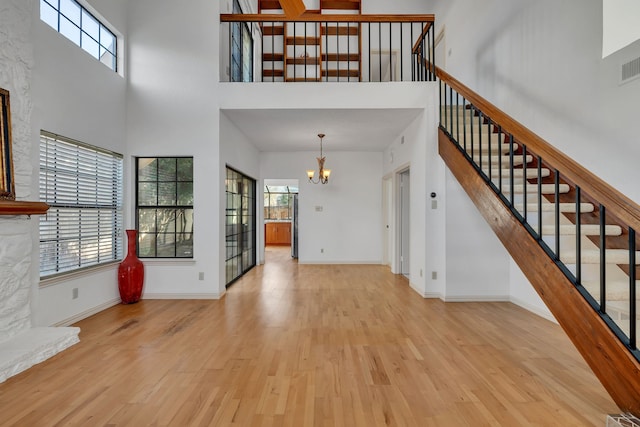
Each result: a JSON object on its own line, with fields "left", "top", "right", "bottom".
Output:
{"left": 39, "top": 0, "right": 119, "bottom": 72}
{"left": 135, "top": 156, "right": 194, "bottom": 259}
{"left": 39, "top": 130, "right": 124, "bottom": 279}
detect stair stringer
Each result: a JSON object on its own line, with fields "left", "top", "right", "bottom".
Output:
{"left": 439, "top": 128, "right": 640, "bottom": 416}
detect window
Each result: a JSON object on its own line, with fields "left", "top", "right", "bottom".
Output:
{"left": 136, "top": 157, "right": 194, "bottom": 258}
{"left": 264, "top": 185, "right": 298, "bottom": 220}
{"left": 231, "top": 0, "right": 254, "bottom": 82}
{"left": 40, "top": 0, "right": 118, "bottom": 71}
{"left": 39, "top": 132, "right": 123, "bottom": 278}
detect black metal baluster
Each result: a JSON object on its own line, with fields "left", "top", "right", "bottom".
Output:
{"left": 576, "top": 186, "right": 582, "bottom": 284}
{"left": 455, "top": 92, "right": 459, "bottom": 144}
{"left": 228, "top": 22, "right": 232, "bottom": 81}
{"left": 379, "top": 22, "right": 382, "bottom": 82}
{"left": 271, "top": 22, "right": 275, "bottom": 82}
{"left": 293, "top": 23, "right": 296, "bottom": 81}
{"left": 630, "top": 228, "right": 637, "bottom": 349}
{"left": 522, "top": 145, "right": 527, "bottom": 221}
{"left": 325, "top": 21, "right": 329, "bottom": 82}
{"left": 509, "top": 136, "right": 515, "bottom": 207}
{"left": 498, "top": 126, "right": 503, "bottom": 193}
{"left": 448, "top": 87, "right": 453, "bottom": 137}
{"left": 600, "top": 204, "right": 607, "bottom": 314}
{"left": 478, "top": 111, "right": 483, "bottom": 171}
{"left": 369, "top": 22, "right": 372, "bottom": 82}
{"left": 337, "top": 22, "right": 340, "bottom": 82}
{"left": 462, "top": 97, "right": 467, "bottom": 152}
{"left": 348, "top": 23, "right": 351, "bottom": 82}
{"left": 387, "top": 22, "right": 391, "bottom": 82}
{"left": 537, "top": 157, "right": 543, "bottom": 238}
{"left": 555, "top": 170, "right": 560, "bottom": 258}
{"left": 400, "top": 23, "right": 404, "bottom": 81}
{"left": 410, "top": 23, "right": 414, "bottom": 81}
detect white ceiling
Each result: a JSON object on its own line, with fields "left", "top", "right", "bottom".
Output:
{"left": 222, "top": 108, "right": 423, "bottom": 152}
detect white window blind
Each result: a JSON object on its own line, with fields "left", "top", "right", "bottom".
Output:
{"left": 39, "top": 132, "right": 123, "bottom": 278}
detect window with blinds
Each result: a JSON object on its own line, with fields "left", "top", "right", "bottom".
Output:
{"left": 39, "top": 132, "right": 123, "bottom": 278}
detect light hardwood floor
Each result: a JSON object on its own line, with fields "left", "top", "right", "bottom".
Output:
{"left": 0, "top": 246, "right": 619, "bottom": 426}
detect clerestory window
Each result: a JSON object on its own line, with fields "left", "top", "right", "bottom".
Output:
{"left": 40, "top": 0, "right": 118, "bottom": 72}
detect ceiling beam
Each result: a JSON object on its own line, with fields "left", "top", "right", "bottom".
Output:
{"left": 278, "top": 0, "right": 306, "bottom": 18}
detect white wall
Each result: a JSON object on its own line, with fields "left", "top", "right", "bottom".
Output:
{"left": 31, "top": 0, "right": 128, "bottom": 326}
{"left": 260, "top": 150, "right": 383, "bottom": 264}
{"left": 126, "top": 0, "right": 223, "bottom": 298}
{"left": 430, "top": 0, "right": 640, "bottom": 317}
{"left": 444, "top": 171, "right": 510, "bottom": 301}
{"left": 382, "top": 87, "right": 442, "bottom": 297}
{"left": 220, "top": 112, "right": 260, "bottom": 288}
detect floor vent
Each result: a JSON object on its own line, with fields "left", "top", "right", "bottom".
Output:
{"left": 620, "top": 56, "right": 640, "bottom": 85}
{"left": 607, "top": 413, "right": 640, "bottom": 427}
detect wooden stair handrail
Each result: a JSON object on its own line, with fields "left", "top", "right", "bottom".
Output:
{"left": 221, "top": 13, "right": 434, "bottom": 23}
{"left": 432, "top": 61, "right": 640, "bottom": 230}
{"left": 0, "top": 200, "right": 49, "bottom": 216}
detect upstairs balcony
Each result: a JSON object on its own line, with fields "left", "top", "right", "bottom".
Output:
{"left": 220, "top": 8, "right": 435, "bottom": 83}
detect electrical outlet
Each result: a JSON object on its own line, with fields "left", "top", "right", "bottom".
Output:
{"left": 321, "top": 248, "right": 324, "bottom": 253}
{"left": 432, "top": 271, "right": 438, "bottom": 280}
{"left": 198, "top": 272, "right": 204, "bottom": 281}
{"left": 420, "top": 269, "right": 423, "bottom": 277}
{"left": 72, "top": 288, "right": 78, "bottom": 299}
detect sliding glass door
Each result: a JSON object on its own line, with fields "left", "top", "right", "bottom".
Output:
{"left": 225, "top": 167, "right": 256, "bottom": 286}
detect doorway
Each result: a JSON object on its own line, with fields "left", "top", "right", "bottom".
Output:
{"left": 263, "top": 179, "right": 299, "bottom": 261}
{"left": 399, "top": 169, "right": 410, "bottom": 278}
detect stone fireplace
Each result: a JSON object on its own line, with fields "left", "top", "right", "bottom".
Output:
{"left": 0, "top": 0, "right": 79, "bottom": 383}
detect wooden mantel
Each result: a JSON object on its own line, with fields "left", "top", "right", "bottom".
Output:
{"left": 0, "top": 200, "right": 49, "bottom": 216}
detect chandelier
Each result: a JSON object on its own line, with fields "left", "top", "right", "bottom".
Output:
{"left": 307, "top": 133, "right": 331, "bottom": 184}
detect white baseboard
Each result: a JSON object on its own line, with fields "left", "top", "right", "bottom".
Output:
{"left": 142, "top": 293, "right": 224, "bottom": 300}
{"left": 53, "top": 298, "right": 121, "bottom": 327}
{"left": 423, "top": 292, "right": 443, "bottom": 299}
{"left": 297, "top": 261, "right": 382, "bottom": 265}
{"left": 443, "top": 295, "right": 510, "bottom": 303}
{"left": 510, "top": 296, "right": 557, "bottom": 323}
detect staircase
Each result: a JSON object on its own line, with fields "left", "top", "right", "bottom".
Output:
{"left": 437, "top": 65, "right": 640, "bottom": 415}
{"left": 259, "top": 0, "right": 362, "bottom": 82}
{"left": 446, "top": 104, "right": 640, "bottom": 337}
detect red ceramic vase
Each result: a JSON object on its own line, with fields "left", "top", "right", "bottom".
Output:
{"left": 118, "top": 229, "right": 144, "bottom": 304}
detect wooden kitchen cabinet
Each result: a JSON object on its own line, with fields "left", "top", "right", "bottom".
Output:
{"left": 265, "top": 222, "right": 291, "bottom": 245}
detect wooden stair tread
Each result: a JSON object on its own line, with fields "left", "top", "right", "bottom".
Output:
{"left": 262, "top": 69, "right": 284, "bottom": 77}
{"left": 561, "top": 249, "right": 640, "bottom": 265}
{"left": 263, "top": 53, "right": 284, "bottom": 61}
{"left": 322, "top": 53, "right": 360, "bottom": 62}
{"left": 322, "top": 69, "right": 360, "bottom": 77}
{"left": 321, "top": 25, "right": 360, "bottom": 36}
{"left": 477, "top": 154, "right": 532, "bottom": 166}
{"left": 285, "top": 77, "right": 322, "bottom": 82}
{"left": 501, "top": 183, "right": 570, "bottom": 194}
{"left": 286, "top": 36, "right": 321, "bottom": 45}
{"left": 541, "top": 224, "right": 623, "bottom": 236}
{"left": 487, "top": 168, "right": 551, "bottom": 179}
{"left": 513, "top": 202, "right": 595, "bottom": 213}
{"left": 263, "top": 25, "right": 285, "bottom": 36}
{"left": 260, "top": 0, "right": 283, "bottom": 10}
{"left": 286, "top": 57, "right": 321, "bottom": 65}
{"left": 320, "top": 0, "right": 361, "bottom": 10}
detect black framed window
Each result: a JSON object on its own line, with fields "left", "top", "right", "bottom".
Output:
{"left": 39, "top": 132, "right": 123, "bottom": 277}
{"left": 40, "top": 0, "right": 118, "bottom": 71}
{"left": 231, "top": 0, "right": 254, "bottom": 82}
{"left": 136, "top": 157, "right": 194, "bottom": 258}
